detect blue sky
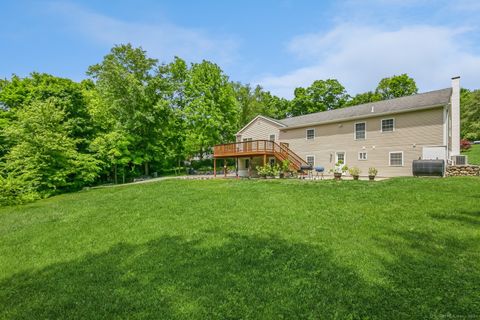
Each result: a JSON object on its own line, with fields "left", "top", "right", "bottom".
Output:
{"left": 1, "top": 0, "right": 480, "bottom": 98}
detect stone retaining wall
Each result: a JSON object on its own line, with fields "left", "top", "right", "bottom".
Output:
{"left": 445, "top": 165, "right": 480, "bottom": 177}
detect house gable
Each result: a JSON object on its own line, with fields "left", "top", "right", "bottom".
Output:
{"left": 236, "top": 116, "right": 285, "bottom": 141}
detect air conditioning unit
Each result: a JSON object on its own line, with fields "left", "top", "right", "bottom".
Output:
{"left": 451, "top": 155, "right": 467, "bottom": 165}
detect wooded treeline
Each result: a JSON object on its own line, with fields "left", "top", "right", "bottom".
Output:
{"left": 0, "top": 44, "right": 478, "bottom": 204}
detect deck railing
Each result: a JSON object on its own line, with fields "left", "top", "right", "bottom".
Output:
{"left": 213, "top": 140, "right": 309, "bottom": 170}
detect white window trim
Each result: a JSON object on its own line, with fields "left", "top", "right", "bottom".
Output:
{"left": 269, "top": 134, "right": 276, "bottom": 141}
{"left": 306, "top": 128, "right": 315, "bottom": 140}
{"left": 381, "top": 118, "right": 395, "bottom": 133}
{"left": 389, "top": 151, "right": 404, "bottom": 167}
{"left": 354, "top": 122, "right": 367, "bottom": 140}
{"left": 306, "top": 155, "right": 315, "bottom": 166}
{"left": 358, "top": 152, "right": 368, "bottom": 161}
{"left": 335, "top": 151, "right": 346, "bottom": 164}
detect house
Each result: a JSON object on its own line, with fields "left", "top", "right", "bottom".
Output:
{"left": 213, "top": 77, "right": 461, "bottom": 177}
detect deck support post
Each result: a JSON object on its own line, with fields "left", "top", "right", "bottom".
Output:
{"left": 235, "top": 158, "right": 239, "bottom": 179}
{"left": 263, "top": 154, "right": 267, "bottom": 166}
{"left": 214, "top": 158, "right": 216, "bottom": 177}
{"left": 248, "top": 157, "right": 252, "bottom": 178}
{"left": 224, "top": 159, "right": 227, "bottom": 178}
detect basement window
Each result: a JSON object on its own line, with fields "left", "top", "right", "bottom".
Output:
{"left": 358, "top": 152, "right": 367, "bottom": 161}
{"left": 389, "top": 152, "right": 404, "bottom": 166}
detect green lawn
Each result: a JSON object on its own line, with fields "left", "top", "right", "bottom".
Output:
{"left": 463, "top": 144, "right": 480, "bottom": 165}
{"left": 1, "top": 178, "right": 479, "bottom": 319}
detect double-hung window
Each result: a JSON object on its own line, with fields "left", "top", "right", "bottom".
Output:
{"left": 389, "top": 152, "right": 403, "bottom": 166}
{"left": 355, "top": 122, "right": 366, "bottom": 140}
{"left": 306, "top": 128, "right": 315, "bottom": 140}
{"left": 381, "top": 118, "right": 395, "bottom": 132}
{"left": 306, "top": 155, "right": 315, "bottom": 167}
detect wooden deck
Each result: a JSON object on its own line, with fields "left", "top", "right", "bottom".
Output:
{"left": 213, "top": 140, "right": 308, "bottom": 171}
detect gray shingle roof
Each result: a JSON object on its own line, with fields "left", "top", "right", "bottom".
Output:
{"left": 277, "top": 88, "right": 452, "bottom": 128}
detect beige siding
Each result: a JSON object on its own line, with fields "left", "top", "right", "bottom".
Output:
{"left": 238, "top": 118, "right": 280, "bottom": 142}
{"left": 278, "top": 107, "right": 445, "bottom": 177}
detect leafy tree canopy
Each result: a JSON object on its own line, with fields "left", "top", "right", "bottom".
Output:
{"left": 183, "top": 60, "right": 239, "bottom": 158}
{"left": 375, "top": 74, "right": 418, "bottom": 100}
{"left": 460, "top": 89, "right": 480, "bottom": 140}
{"left": 290, "top": 79, "right": 349, "bottom": 116}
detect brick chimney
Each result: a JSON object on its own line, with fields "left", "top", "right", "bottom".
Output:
{"left": 451, "top": 76, "right": 460, "bottom": 156}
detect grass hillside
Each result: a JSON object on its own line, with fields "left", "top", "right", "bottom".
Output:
{"left": 1, "top": 178, "right": 479, "bottom": 319}
{"left": 463, "top": 144, "right": 480, "bottom": 165}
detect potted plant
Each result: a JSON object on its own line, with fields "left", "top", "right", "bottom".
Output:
{"left": 279, "top": 159, "right": 291, "bottom": 178}
{"left": 368, "top": 167, "right": 378, "bottom": 181}
{"left": 349, "top": 166, "right": 361, "bottom": 180}
{"left": 330, "top": 160, "right": 348, "bottom": 180}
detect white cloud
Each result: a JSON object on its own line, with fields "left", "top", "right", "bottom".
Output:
{"left": 48, "top": 2, "right": 239, "bottom": 66}
{"left": 256, "top": 24, "right": 480, "bottom": 98}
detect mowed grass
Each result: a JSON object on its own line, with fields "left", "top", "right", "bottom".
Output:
{"left": 463, "top": 144, "right": 480, "bottom": 165}
{"left": 0, "top": 178, "right": 479, "bottom": 319}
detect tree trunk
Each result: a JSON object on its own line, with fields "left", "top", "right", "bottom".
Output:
{"left": 114, "top": 164, "right": 118, "bottom": 184}
{"left": 144, "top": 162, "right": 149, "bottom": 176}
{"left": 122, "top": 168, "right": 125, "bottom": 184}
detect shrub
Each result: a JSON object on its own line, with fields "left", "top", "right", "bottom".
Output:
{"left": 368, "top": 167, "right": 378, "bottom": 176}
{"left": 0, "top": 175, "right": 40, "bottom": 206}
{"left": 330, "top": 161, "right": 348, "bottom": 174}
{"left": 460, "top": 139, "right": 472, "bottom": 151}
{"left": 256, "top": 164, "right": 271, "bottom": 177}
{"left": 270, "top": 164, "right": 280, "bottom": 177}
{"left": 280, "top": 160, "right": 291, "bottom": 173}
{"left": 348, "top": 166, "right": 361, "bottom": 176}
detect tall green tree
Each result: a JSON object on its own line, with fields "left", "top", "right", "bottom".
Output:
{"left": 460, "top": 89, "right": 480, "bottom": 140}
{"left": 375, "top": 74, "right": 418, "bottom": 100}
{"left": 155, "top": 57, "right": 189, "bottom": 165}
{"left": 87, "top": 44, "right": 173, "bottom": 176}
{"left": 289, "top": 79, "right": 349, "bottom": 116}
{"left": 2, "top": 99, "right": 99, "bottom": 199}
{"left": 183, "top": 60, "right": 239, "bottom": 158}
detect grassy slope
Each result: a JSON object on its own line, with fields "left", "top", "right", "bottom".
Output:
{"left": 0, "top": 178, "right": 479, "bottom": 319}
{"left": 463, "top": 144, "right": 480, "bottom": 165}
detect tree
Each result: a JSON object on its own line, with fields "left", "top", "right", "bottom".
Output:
{"left": 2, "top": 99, "right": 99, "bottom": 199}
{"left": 375, "top": 74, "right": 418, "bottom": 100}
{"left": 155, "top": 57, "right": 189, "bottom": 165}
{"left": 460, "top": 89, "right": 480, "bottom": 141}
{"left": 0, "top": 73, "right": 94, "bottom": 151}
{"left": 345, "top": 91, "right": 383, "bottom": 107}
{"left": 289, "top": 79, "right": 349, "bottom": 116}
{"left": 87, "top": 44, "right": 173, "bottom": 176}
{"left": 233, "top": 83, "right": 290, "bottom": 126}
{"left": 183, "top": 60, "right": 239, "bottom": 158}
